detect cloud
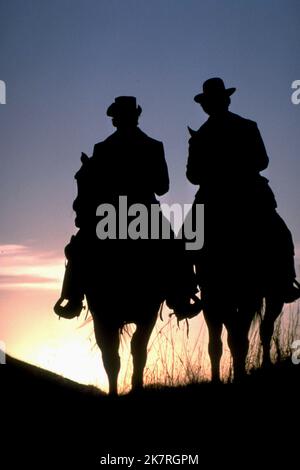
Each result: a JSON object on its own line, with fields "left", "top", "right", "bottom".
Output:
{"left": 0, "top": 244, "right": 27, "bottom": 255}
{"left": 0, "top": 244, "right": 64, "bottom": 290}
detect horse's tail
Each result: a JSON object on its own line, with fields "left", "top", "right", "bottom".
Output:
{"left": 255, "top": 297, "right": 265, "bottom": 321}
{"left": 250, "top": 296, "right": 265, "bottom": 336}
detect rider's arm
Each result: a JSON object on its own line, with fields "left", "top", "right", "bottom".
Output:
{"left": 186, "top": 136, "right": 201, "bottom": 185}
{"left": 153, "top": 142, "right": 170, "bottom": 196}
{"left": 251, "top": 123, "right": 269, "bottom": 172}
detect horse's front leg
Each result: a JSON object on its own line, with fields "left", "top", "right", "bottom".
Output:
{"left": 260, "top": 296, "right": 284, "bottom": 367}
{"left": 93, "top": 319, "right": 121, "bottom": 395}
{"left": 131, "top": 312, "right": 157, "bottom": 392}
{"left": 203, "top": 310, "right": 223, "bottom": 383}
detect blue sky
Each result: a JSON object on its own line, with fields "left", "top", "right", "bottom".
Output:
{"left": 1, "top": 0, "right": 300, "bottom": 256}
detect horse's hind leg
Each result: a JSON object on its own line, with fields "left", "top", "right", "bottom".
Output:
{"left": 226, "top": 322, "right": 249, "bottom": 382}
{"left": 260, "top": 296, "right": 284, "bottom": 367}
{"left": 131, "top": 314, "right": 157, "bottom": 391}
{"left": 226, "top": 307, "right": 254, "bottom": 382}
{"left": 93, "top": 320, "right": 120, "bottom": 395}
{"left": 203, "top": 311, "right": 223, "bottom": 383}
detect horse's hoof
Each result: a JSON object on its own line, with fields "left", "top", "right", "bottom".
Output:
{"left": 232, "top": 374, "right": 248, "bottom": 385}
{"left": 211, "top": 377, "right": 222, "bottom": 385}
{"left": 107, "top": 391, "right": 118, "bottom": 398}
{"left": 129, "top": 384, "right": 144, "bottom": 395}
{"left": 261, "top": 359, "right": 272, "bottom": 370}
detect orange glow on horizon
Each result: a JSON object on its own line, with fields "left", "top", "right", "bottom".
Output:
{"left": 0, "top": 243, "right": 213, "bottom": 393}
{"left": 1, "top": 243, "right": 299, "bottom": 393}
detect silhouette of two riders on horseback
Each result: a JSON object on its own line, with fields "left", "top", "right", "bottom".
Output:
{"left": 54, "top": 83, "right": 300, "bottom": 391}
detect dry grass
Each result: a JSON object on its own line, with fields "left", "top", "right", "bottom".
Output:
{"left": 247, "top": 299, "right": 300, "bottom": 369}
{"left": 82, "top": 299, "right": 300, "bottom": 393}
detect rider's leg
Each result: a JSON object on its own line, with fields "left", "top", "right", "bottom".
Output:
{"left": 54, "top": 233, "right": 85, "bottom": 318}
{"left": 165, "top": 237, "right": 202, "bottom": 318}
{"left": 268, "top": 212, "right": 300, "bottom": 303}
{"left": 260, "top": 296, "right": 284, "bottom": 367}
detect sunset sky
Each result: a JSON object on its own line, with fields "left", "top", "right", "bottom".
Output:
{"left": 0, "top": 0, "right": 299, "bottom": 390}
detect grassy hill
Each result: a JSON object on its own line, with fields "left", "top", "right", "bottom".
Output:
{"left": 1, "top": 353, "right": 299, "bottom": 465}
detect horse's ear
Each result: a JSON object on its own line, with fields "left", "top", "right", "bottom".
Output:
{"left": 75, "top": 152, "right": 90, "bottom": 179}
{"left": 81, "top": 152, "right": 89, "bottom": 164}
{"left": 187, "top": 126, "right": 197, "bottom": 137}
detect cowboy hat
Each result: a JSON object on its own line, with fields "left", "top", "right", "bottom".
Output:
{"left": 106, "top": 96, "right": 142, "bottom": 117}
{"left": 194, "top": 77, "right": 236, "bottom": 104}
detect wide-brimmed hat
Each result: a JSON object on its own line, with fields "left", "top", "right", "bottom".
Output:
{"left": 194, "top": 78, "right": 236, "bottom": 104}
{"left": 106, "top": 96, "right": 142, "bottom": 117}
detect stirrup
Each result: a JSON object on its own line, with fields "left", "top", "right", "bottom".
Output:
{"left": 171, "top": 295, "right": 203, "bottom": 322}
{"left": 53, "top": 297, "right": 83, "bottom": 319}
{"left": 284, "top": 280, "right": 300, "bottom": 303}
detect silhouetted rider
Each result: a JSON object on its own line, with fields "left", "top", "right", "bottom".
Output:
{"left": 54, "top": 96, "right": 201, "bottom": 319}
{"left": 187, "top": 77, "right": 300, "bottom": 302}
{"left": 74, "top": 97, "right": 169, "bottom": 231}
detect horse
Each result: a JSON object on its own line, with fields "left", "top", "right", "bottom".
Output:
{"left": 54, "top": 232, "right": 168, "bottom": 396}
{"left": 86, "top": 291, "right": 162, "bottom": 395}
{"left": 191, "top": 203, "right": 288, "bottom": 382}
{"left": 80, "top": 237, "right": 167, "bottom": 396}
{"left": 200, "top": 285, "right": 284, "bottom": 382}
